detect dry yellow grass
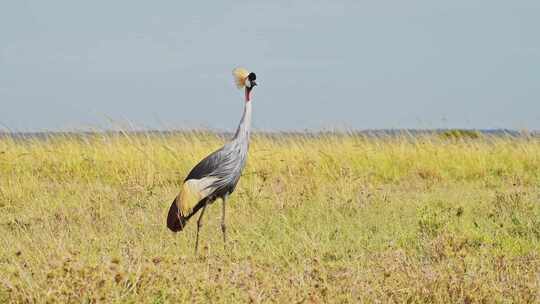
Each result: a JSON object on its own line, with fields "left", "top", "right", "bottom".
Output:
{"left": 0, "top": 133, "right": 539, "bottom": 303}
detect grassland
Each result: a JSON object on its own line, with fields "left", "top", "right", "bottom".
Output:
{"left": 0, "top": 132, "right": 539, "bottom": 303}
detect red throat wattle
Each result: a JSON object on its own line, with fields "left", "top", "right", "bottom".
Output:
{"left": 245, "top": 88, "right": 251, "bottom": 102}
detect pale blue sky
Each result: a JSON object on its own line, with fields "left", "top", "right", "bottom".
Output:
{"left": 1, "top": 1, "right": 539, "bottom": 131}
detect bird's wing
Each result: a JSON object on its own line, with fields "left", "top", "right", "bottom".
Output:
{"left": 185, "top": 147, "right": 227, "bottom": 181}
{"left": 177, "top": 176, "right": 219, "bottom": 216}
{"left": 177, "top": 147, "right": 230, "bottom": 216}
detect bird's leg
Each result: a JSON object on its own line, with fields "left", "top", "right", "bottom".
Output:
{"left": 195, "top": 202, "right": 208, "bottom": 254}
{"left": 221, "top": 195, "right": 228, "bottom": 245}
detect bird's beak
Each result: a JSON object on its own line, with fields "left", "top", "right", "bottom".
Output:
{"left": 251, "top": 81, "right": 257, "bottom": 87}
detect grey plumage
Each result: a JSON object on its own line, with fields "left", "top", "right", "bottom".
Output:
{"left": 166, "top": 71, "right": 256, "bottom": 252}
{"left": 186, "top": 101, "right": 251, "bottom": 200}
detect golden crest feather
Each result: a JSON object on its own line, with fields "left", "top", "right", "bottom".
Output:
{"left": 232, "top": 67, "right": 250, "bottom": 89}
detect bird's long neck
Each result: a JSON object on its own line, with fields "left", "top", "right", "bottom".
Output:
{"left": 232, "top": 100, "right": 252, "bottom": 142}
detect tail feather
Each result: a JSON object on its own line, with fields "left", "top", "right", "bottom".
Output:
{"left": 167, "top": 199, "right": 187, "bottom": 232}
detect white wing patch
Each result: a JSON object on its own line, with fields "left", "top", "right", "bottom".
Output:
{"left": 178, "top": 177, "right": 219, "bottom": 216}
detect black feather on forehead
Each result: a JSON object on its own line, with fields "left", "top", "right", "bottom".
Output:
{"left": 248, "top": 72, "right": 256, "bottom": 81}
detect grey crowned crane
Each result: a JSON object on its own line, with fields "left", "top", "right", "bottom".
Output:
{"left": 167, "top": 67, "right": 257, "bottom": 253}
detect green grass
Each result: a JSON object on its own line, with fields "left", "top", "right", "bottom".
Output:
{"left": 0, "top": 133, "right": 539, "bottom": 303}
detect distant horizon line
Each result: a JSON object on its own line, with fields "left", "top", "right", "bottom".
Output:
{"left": 1, "top": 128, "right": 539, "bottom": 139}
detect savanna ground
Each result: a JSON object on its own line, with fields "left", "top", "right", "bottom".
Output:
{"left": 0, "top": 132, "right": 539, "bottom": 303}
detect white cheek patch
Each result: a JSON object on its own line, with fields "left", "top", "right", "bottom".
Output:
{"left": 245, "top": 79, "right": 251, "bottom": 88}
